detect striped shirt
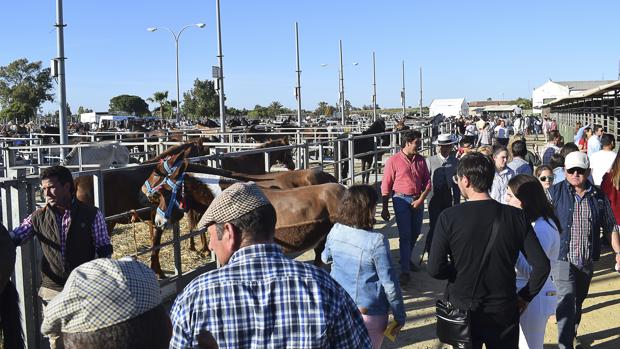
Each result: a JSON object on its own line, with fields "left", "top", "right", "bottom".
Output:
{"left": 169, "top": 243, "right": 371, "bottom": 349}
{"left": 10, "top": 205, "right": 110, "bottom": 259}
{"left": 569, "top": 193, "right": 592, "bottom": 267}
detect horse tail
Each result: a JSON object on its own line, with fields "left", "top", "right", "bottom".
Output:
{"left": 0, "top": 281, "right": 24, "bottom": 349}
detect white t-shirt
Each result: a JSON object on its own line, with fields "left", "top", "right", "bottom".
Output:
{"left": 465, "top": 124, "right": 477, "bottom": 136}
{"left": 589, "top": 150, "right": 617, "bottom": 186}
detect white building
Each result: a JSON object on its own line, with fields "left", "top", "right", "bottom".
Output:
{"left": 532, "top": 80, "right": 613, "bottom": 113}
{"left": 429, "top": 98, "right": 468, "bottom": 117}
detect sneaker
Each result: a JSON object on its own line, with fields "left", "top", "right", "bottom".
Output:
{"left": 399, "top": 272, "right": 410, "bottom": 286}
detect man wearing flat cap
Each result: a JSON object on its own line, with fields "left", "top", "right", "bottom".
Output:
{"left": 548, "top": 151, "right": 620, "bottom": 349}
{"left": 169, "top": 182, "right": 371, "bottom": 349}
{"left": 41, "top": 258, "right": 171, "bottom": 349}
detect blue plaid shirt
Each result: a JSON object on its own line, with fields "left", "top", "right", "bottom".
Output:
{"left": 169, "top": 243, "right": 371, "bottom": 349}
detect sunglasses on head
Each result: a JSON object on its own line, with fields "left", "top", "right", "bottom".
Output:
{"left": 539, "top": 175, "right": 555, "bottom": 182}
{"left": 566, "top": 167, "right": 587, "bottom": 175}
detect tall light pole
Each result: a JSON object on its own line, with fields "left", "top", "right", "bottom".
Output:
{"left": 401, "top": 60, "right": 406, "bottom": 118}
{"left": 294, "top": 22, "right": 302, "bottom": 128}
{"left": 56, "top": 0, "right": 68, "bottom": 155}
{"left": 147, "top": 23, "right": 206, "bottom": 123}
{"left": 372, "top": 51, "right": 377, "bottom": 121}
{"left": 215, "top": 0, "right": 226, "bottom": 133}
{"left": 419, "top": 66, "right": 423, "bottom": 118}
{"left": 339, "top": 40, "right": 347, "bottom": 124}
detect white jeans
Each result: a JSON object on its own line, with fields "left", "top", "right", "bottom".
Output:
{"left": 519, "top": 290, "right": 557, "bottom": 349}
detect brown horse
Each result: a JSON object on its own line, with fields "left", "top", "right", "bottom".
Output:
{"left": 143, "top": 165, "right": 345, "bottom": 265}
{"left": 221, "top": 138, "right": 295, "bottom": 174}
{"left": 74, "top": 140, "right": 211, "bottom": 278}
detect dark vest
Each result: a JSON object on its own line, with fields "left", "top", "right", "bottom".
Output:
{"left": 31, "top": 200, "right": 98, "bottom": 291}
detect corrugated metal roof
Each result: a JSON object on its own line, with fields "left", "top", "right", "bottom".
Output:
{"left": 555, "top": 80, "right": 615, "bottom": 91}
{"left": 542, "top": 80, "right": 620, "bottom": 107}
{"left": 483, "top": 105, "right": 518, "bottom": 112}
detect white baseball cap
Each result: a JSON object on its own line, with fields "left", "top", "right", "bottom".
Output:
{"left": 564, "top": 151, "right": 589, "bottom": 170}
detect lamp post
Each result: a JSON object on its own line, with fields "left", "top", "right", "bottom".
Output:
{"left": 147, "top": 23, "right": 206, "bottom": 123}
{"left": 321, "top": 58, "right": 358, "bottom": 123}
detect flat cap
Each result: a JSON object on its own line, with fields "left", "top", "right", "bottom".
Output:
{"left": 41, "top": 258, "right": 161, "bottom": 335}
{"left": 197, "top": 182, "right": 271, "bottom": 230}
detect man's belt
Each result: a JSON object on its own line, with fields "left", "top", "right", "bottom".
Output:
{"left": 394, "top": 193, "right": 421, "bottom": 199}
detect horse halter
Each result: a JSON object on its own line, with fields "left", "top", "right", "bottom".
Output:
{"left": 143, "top": 157, "right": 188, "bottom": 224}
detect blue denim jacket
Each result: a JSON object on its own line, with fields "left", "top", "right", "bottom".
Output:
{"left": 321, "top": 223, "right": 406, "bottom": 323}
{"left": 548, "top": 180, "right": 616, "bottom": 262}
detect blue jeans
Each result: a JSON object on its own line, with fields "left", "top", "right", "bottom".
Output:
{"left": 552, "top": 260, "right": 593, "bottom": 349}
{"left": 393, "top": 195, "right": 424, "bottom": 273}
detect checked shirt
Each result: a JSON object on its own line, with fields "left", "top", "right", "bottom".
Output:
{"left": 169, "top": 243, "right": 372, "bottom": 349}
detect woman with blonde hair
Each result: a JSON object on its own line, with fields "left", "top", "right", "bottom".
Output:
{"left": 322, "top": 185, "right": 405, "bottom": 348}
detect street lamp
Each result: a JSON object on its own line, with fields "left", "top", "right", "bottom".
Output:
{"left": 321, "top": 60, "right": 358, "bottom": 123}
{"left": 147, "top": 23, "right": 206, "bottom": 123}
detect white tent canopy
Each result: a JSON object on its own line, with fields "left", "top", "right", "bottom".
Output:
{"left": 429, "top": 98, "right": 468, "bottom": 117}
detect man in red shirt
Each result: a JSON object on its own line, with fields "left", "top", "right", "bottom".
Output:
{"left": 381, "top": 130, "right": 431, "bottom": 285}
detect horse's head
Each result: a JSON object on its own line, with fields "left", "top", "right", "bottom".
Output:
{"left": 141, "top": 152, "right": 187, "bottom": 204}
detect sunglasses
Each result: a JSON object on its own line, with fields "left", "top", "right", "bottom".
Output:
{"left": 566, "top": 168, "right": 587, "bottom": 175}
{"left": 539, "top": 175, "right": 555, "bottom": 182}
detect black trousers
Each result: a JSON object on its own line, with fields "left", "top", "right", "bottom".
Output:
{"left": 471, "top": 306, "right": 519, "bottom": 349}
{"left": 424, "top": 195, "right": 452, "bottom": 256}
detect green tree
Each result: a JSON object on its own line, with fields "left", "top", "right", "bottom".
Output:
{"left": 77, "top": 106, "right": 93, "bottom": 115}
{"left": 147, "top": 91, "right": 169, "bottom": 119}
{"left": 108, "top": 94, "right": 149, "bottom": 116}
{"left": 182, "top": 79, "right": 218, "bottom": 119}
{"left": 314, "top": 101, "right": 336, "bottom": 116}
{"left": 0, "top": 58, "right": 54, "bottom": 122}
{"left": 268, "top": 101, "right": 284, "bottom": 116}
{"left": 248, "top": 104, "right": 270, "bottom": 119}
{"left": 513, "top": 97, "right": 533, "bottom": 110}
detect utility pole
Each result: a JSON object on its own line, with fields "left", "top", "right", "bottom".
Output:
{"left": 401, "top": 61, "right": 406, "bottom": 119}
{"left": 216, "top": 0, "right": 226, "bottom": 133}
{"left": 55, "top": 0, "right": 68, "bottom": 157}
{"left": 294, "top": 22, "right": 302, "bottom": 128}
{"left": 372, "top": 51, "right": 377, "bottom": 121}
{"left": 339, "top": 40, "right": 345, "bottom": 124}
{"left": 419, "top": 66, "right": 423, "bottom": 118}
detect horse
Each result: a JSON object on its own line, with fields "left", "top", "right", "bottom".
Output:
{"left": 62, "top": 141, "right": 131, "bottom": 169}
{"left": 0, "top": 224, "right": 24, "bottom": 349}
{"left": 142, "top": 160, "right": 345, "bottom": 266}
{"left": 74, "top": 140, "right": 210, "bottom": 278}
{"left": 221, "top": 138, "right": 295, "bottom": 174}
{"left": 338, "top": 117, "right": 386, "bottom": 183}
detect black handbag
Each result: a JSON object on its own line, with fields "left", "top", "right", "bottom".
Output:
{"left": 435, "top": 203, "right": 501, "bottom": 348}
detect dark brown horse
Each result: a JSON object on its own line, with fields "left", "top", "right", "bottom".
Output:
{"left": 0, "top": 224, "right": 23, "bottom": 349}
{"left": 74, "top": 140, "right": 210, "bottom": 278}
{"left": 143, "top": 164, "right": 345, "bottom": 265}
{"left": 221, "top": 138, "right": 295, "bottom": 174}
{"left": 338, "top": 117, "right": 386, "bottom": 183}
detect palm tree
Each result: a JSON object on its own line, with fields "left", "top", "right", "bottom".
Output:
{"left": 147, "top": 91, "right": 168, "bottom": 119}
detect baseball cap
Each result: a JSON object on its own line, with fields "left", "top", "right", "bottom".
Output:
{"left": 564, "top": 151, "right": 589, "bottom": 170}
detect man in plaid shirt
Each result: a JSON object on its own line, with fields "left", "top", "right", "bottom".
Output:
{"left": 169, "top": 182, "right": 371, "bottom": 349}
{"left": 548, "top": 152, "right": 620, "bottom": 349}
{"left": 9, "top": 165, "right": 111, "bottom": 349}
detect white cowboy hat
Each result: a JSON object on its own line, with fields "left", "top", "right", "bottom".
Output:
{"left": 433, "top": 134, "right": 459, "bottom": 146}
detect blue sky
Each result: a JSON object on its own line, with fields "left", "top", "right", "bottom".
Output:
{"left": 2, "top": 1, "right": 619, "bottom": 114}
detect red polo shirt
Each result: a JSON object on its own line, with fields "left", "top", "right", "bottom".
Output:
{"left": 381, "top": 151, "right": 431, "bottom": 196}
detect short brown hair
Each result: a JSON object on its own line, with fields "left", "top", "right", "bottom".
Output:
{"left": 334, "top": 185, "right": 378, "bottom": 230}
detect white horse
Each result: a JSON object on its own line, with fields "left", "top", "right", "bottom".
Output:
{"left": 63, "top": 141, "right": 130, "bottom": 169}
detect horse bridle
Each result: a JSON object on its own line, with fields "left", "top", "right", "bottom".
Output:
{"left": 144, "top": 157, "right": 188, "bottom": 224}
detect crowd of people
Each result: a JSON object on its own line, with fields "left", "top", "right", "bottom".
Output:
{"left": 2, "top": 117, "right": 620, "bottom": 349}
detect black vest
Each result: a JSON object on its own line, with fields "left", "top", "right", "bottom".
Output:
{"left": 31, "top": 200, "right": 98, "bottom": 291}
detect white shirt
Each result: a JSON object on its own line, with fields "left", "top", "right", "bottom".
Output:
{"left": 516, "top": 218, "right": 560, "bottom": 292}
{"left": 589, "top": 149, "right": 617, "bottom": 186}
{"left": 587, "top": 136, "right": 601, "bottom": 157}
{"left": 465, "top": 124, "right": 477, "bottom": 136}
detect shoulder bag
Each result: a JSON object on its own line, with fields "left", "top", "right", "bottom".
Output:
{"left": 435, "top": 203, "right": 501, "bottom": 348}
